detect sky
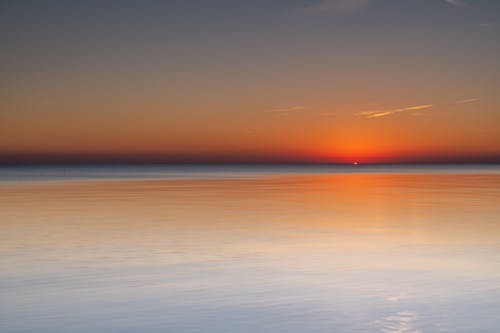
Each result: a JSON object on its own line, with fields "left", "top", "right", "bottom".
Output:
{"left": 1, "top": 0, "right": 499, "bottom": 163}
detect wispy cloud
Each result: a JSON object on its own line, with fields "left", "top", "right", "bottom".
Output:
{"left": 296, "top": 0, "right": 373, "bottom": 14}
{"left": 444, "top": 0, "right": 470, "bottom": 8}
{"left": 480, "top": 23, "right": 500, "bottom": 28}
{"left": 268, "top": 105, "right": 305, "bottom": 113}
{"left": 295, "top": 0, "right": 470, "bottom": 15}
{"left": 356, "top": 104, "right": 434, "bottom": 118}
{"left": 455, "top": 98, "right": 479, "bottom": 104}
{"left": 295, "top": 0, "right": 471, "bottom": 15}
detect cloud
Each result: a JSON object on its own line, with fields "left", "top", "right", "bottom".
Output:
{"left": 297, "top": 0, "right": 373, "bottom": 14}
{"left": 455, "top": 98, "right": 479, "bottom": 104}
{"left": 480, "top": 23, "right": 500, "bottom": 28}
{"left": 356, "top": 104, "right": 434, "bottom": 118}
{"left": 295, "top": 0, "right": 470, "bottom": 15}
{"left": 268, "top": 105, "right": 305, "bottom": 113}
{"left": 444, "top": 0, "right": 470, "bottom": 8}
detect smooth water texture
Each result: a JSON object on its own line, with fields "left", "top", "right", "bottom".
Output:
{"left": 1, "top": 165, "right": 500, "bottom": 333}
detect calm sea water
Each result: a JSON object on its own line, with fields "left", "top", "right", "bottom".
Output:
{"left": 1, "top": 165, "right": 500, "bottom": 333}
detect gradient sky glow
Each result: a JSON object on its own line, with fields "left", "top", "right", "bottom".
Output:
{"left": 1, "top": 0, "right": 499, "bottom": 163}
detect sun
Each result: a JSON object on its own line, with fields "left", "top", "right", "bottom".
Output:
{"left": 353, "top": 161, "right": 359, "bottom": 165}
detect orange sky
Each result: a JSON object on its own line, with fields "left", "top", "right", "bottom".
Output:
{"left": 1, "top": 1, "right": 499, "bottom": 163}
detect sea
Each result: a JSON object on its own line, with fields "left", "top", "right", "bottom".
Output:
{"left": 1, "top": 164, "right": 500, "bottom": 333}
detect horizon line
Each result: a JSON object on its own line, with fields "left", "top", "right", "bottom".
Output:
{"left": 1, "top": 152, "right": 500, "bottom": 165}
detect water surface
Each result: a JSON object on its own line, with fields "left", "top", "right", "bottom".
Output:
{"left": 1, "top": 165, "right": 500, "bottom": 332}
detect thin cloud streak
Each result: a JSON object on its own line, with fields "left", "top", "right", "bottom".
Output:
{"left": 455, "top": 98, "right": 479, "bottom": 104}
{"left": 357, "top": 104, "right": 434, "bottom": 118}
{"left": 480, "top": 23, "right": 500, "bottom": 28}
{"left": 296, "top": 0, "right": 372, "bottom": 14}
{"left": 444, "top": 0, "right": 470, "bottom": 8}
{"left": 268, "top": 105, "right": 305, "bottom": 113}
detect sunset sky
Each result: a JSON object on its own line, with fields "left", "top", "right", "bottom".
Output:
{"left": 1, "top": 0, "right": 499, "bottom": 163}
